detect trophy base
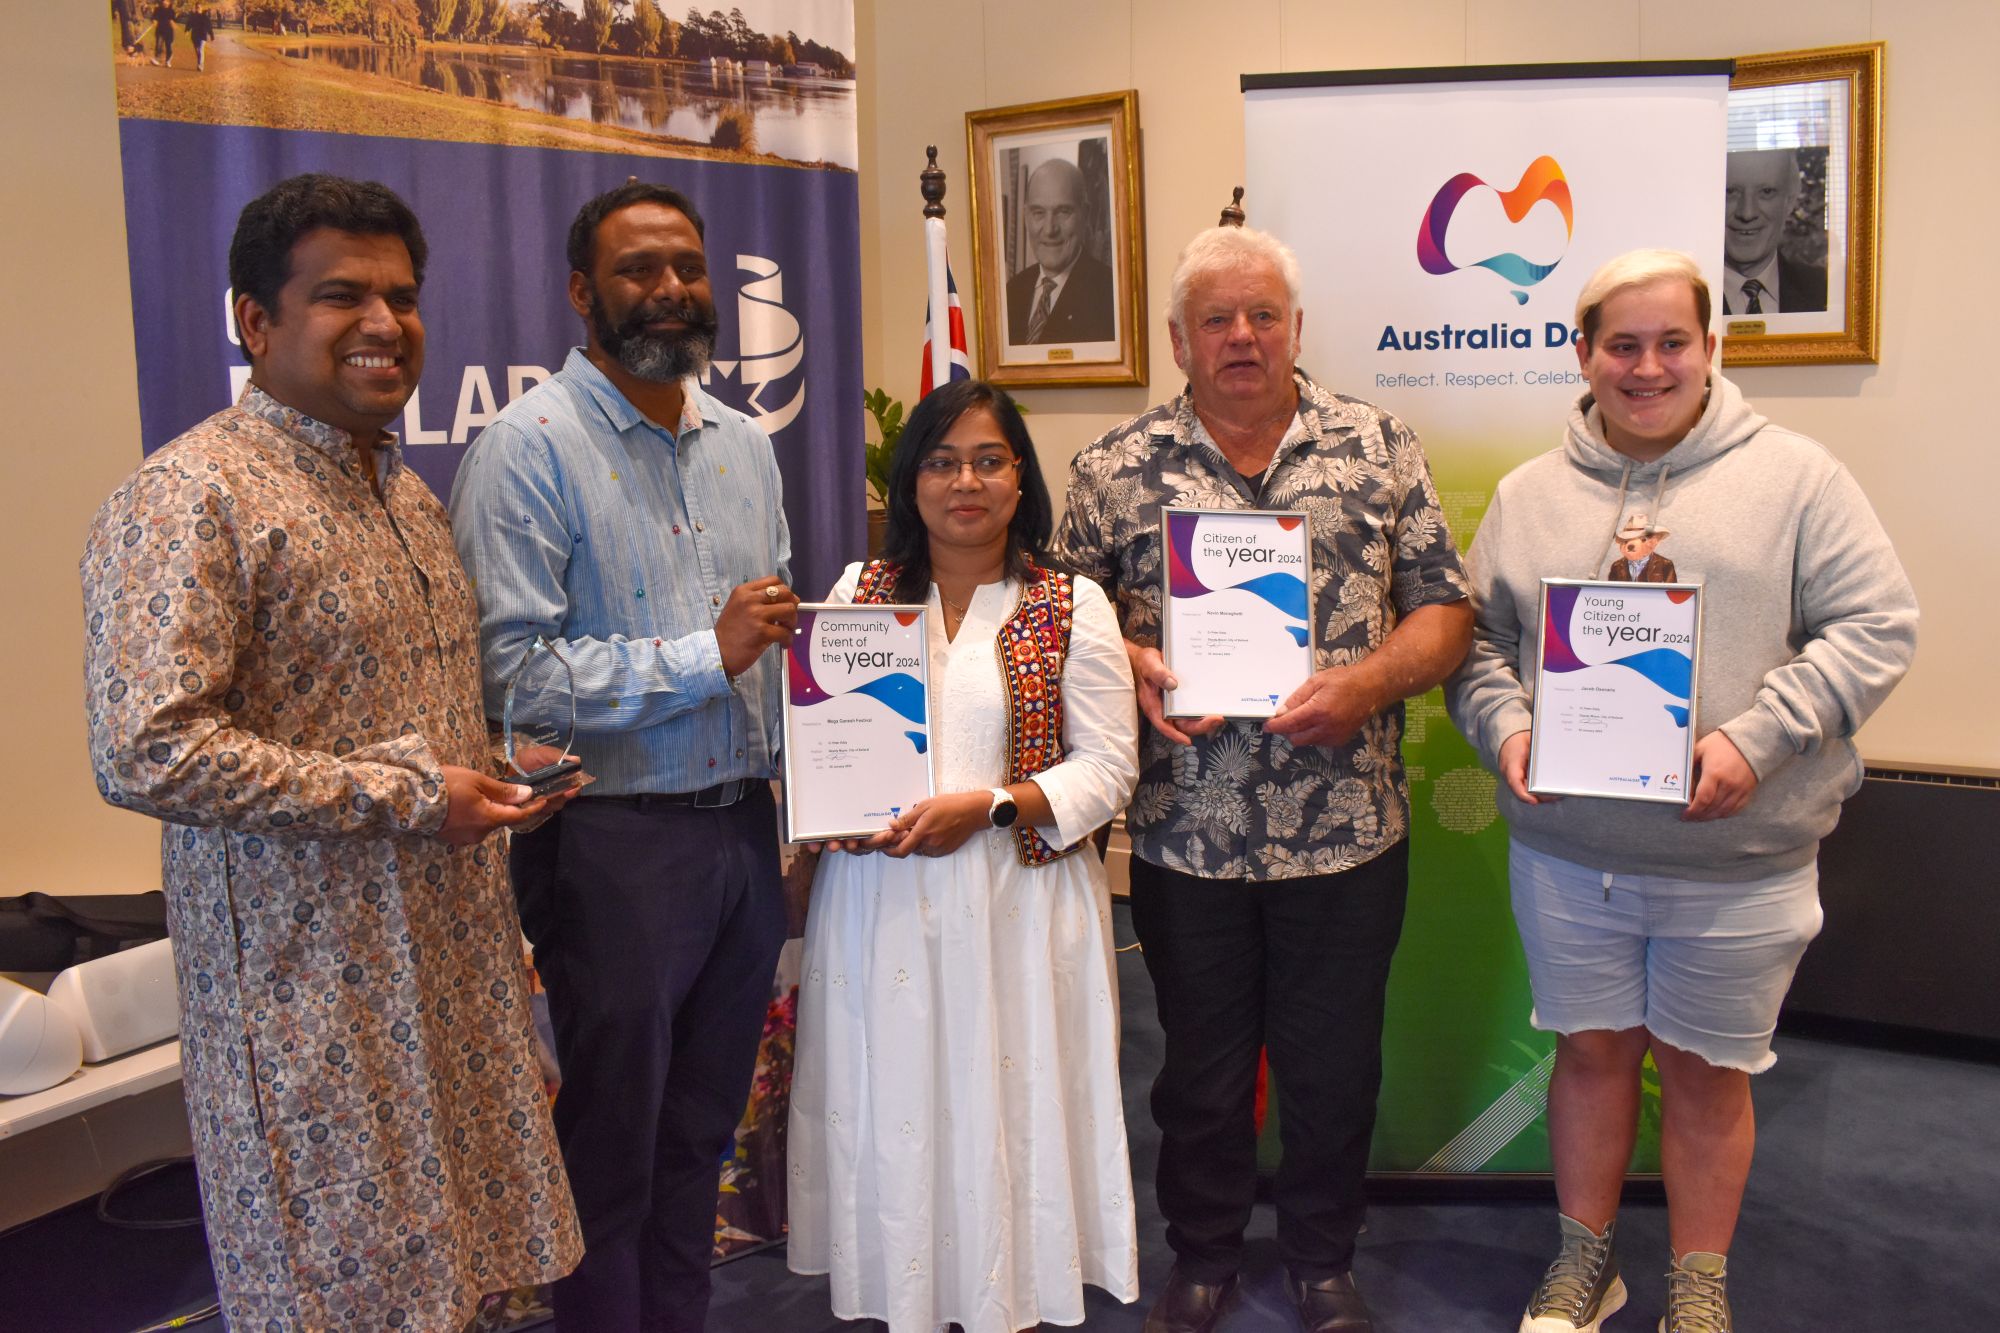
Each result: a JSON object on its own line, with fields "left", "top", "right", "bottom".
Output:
{"left": 520, "top": 758, "right": 583, "bottom": 798}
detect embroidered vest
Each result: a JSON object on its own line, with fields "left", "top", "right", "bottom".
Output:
{"left": 853, "top": 559, "right": 1078, "bottom": 867}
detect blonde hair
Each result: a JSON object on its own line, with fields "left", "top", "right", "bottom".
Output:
{"left": 1574, "top": 249, "right": 1712, "bottom": 345}
{"left": 1168, "top": 224, "right": 1302, "bottom": 335}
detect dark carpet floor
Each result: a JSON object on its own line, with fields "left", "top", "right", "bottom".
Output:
{"left": 8, "top": 902, "right": 1998, "bottom": 1331}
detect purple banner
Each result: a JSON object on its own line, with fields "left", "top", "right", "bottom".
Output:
{"left": 116, "top": 119, "right": 862, "bottom": 602}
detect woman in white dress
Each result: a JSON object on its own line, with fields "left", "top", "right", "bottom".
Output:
{"left": 787, "top": 380, "right": 1141, "bottom": 1332}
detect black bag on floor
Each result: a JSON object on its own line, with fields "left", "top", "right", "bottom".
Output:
{"left": 0, "top": 892, "right": 168, "bottom": 972}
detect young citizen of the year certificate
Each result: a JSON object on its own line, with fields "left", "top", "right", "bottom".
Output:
{"left": 782, "top": 603, "right": 935, "bottom": 841}
{"left": 1159, "top": 507, "right": 1315, "bottom": 719}
{"left": 1528, "top": 579, "right": 1703, "bottom": 803}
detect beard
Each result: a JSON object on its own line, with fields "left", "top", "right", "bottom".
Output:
{"left": 590, "top": 290, "right": 719, "bottom": 382}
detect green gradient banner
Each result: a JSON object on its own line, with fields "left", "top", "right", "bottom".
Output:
{"left": 1244, "top": 67, "right": 1729, "bottom": 1174}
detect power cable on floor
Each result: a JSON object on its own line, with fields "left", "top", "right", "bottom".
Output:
{"left": 128, "top": 1305, "right": 221, "bottom": 1332}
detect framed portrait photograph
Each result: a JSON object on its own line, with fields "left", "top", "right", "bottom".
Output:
{"left": 966, "top": 90, "right": 1147, "bottom": 388}
{"left": 1721, "top": 42, "right": 1883, "bottom": 367}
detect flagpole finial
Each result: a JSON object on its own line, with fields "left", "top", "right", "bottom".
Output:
{"left": 1220, "top": 187, "right": 1246, "bottom": 227}
{"left": 626, "top": 175, "right": 640, "bottom": 185}
{"left": 921, "top": 147, "right": 948, "bottom": 219}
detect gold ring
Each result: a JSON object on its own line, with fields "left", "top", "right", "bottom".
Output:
{"left": 764, "top": 585, "right": 782, "bottom": 601}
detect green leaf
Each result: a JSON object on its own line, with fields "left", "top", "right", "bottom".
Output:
{"left": 862, "top": 386, "right": 909, "bottom": 506}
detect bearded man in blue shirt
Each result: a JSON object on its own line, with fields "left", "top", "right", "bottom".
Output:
{"left": 451, "top": 181, "right": 797, "bottom": 1333}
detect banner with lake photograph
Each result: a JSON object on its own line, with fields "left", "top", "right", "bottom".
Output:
{"left": 108, "top": 0, "right": 859, "bottom": 1264}
{"left": 108, "top": 0, "right": 861, "bottom": 604}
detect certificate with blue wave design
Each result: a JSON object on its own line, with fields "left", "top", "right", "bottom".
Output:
{"left": 1529, "top": 579, "right": 1704, "bottom": 802}
{"left": 782, "top": 603, "right": 935, "bottom": 841}
{"left": 1160, "top": 507, "right": 1315, "bottom": 718}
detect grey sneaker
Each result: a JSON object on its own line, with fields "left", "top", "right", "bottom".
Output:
{"left": 1658, "top": 1251, "right": 1732, "bottom": 1333}
{"left": 1520, "top": 1214, "right": 1627, "bottom": 1332}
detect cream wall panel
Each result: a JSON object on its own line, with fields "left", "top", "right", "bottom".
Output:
{"left": 1275, "top": 0, "right": 1469, "bottom": 71}
{"left": 1467, "top": 0, "right": 1641, "bottom": 65}
{"left": 970, "top": 0, "right": 1150, "bottom": 496}
{"left": 1636, "top": 0, "right": 1872, "bottom": 57}
{"left": 2, "top": 1, "right": 160, "bottom": 894}
{"left": 1127, "top": 0, "right": 1282, "bottom": 376}
{"left": 979, "top": 1, "right": 1134, "bottom": 107}
{"left": 853, "top": 0, "right": 985, "bottom": 539}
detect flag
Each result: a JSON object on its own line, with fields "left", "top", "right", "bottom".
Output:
{"left": 919, "top": 215, "right": 970, "bottom": 398}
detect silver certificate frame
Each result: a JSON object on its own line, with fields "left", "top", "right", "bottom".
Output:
{"left": 1528, "top": 578, "right": 1704, "bottom": 804}
{"left": 781, "top": 602, "right": 937, "bottom": 842}
{"left": 1158, "top": 505, "right": 1316, "bottom": 719}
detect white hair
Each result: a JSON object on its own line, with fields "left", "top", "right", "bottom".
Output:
{"left": 1168, "top": 225, "right": 1303, "bottom": 336}
{"left": 1574, "top": 248, "right": 1712, "bottom": 344}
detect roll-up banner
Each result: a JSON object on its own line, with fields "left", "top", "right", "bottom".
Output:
{"left": 1244, "top": 63, "right": 1730, "bottom": 1175}
{"left": 107, "top": 0, "right": 861, "bottom": 1256}
{"left": 107, "top": 3, "right": 862, "bottom": 604}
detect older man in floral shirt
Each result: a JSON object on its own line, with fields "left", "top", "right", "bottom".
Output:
{"left": 1055, "top": 224, "right": 1470, "bottom": 1333}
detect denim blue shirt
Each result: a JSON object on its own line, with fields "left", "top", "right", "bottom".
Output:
{"left": 449, "top": 348, "right": 791, "bottom": 795}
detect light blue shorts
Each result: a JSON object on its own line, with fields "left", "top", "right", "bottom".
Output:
{"left": 1509, "top": 840, "right": 1823, "bottom": 1073}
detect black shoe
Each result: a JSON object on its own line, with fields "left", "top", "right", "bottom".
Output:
{"left": 1288, "top": 1270, "right": 1374, "bottom": 1333}
{"left": 1143, "top": 1265, "right": 1238, "bottom": 1333}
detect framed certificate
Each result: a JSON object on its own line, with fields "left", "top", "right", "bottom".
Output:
{"left": 1159, "top": 506, "right": 1315, "bottom": 718}
{"left": 1528, "top": 579, "right": 1704, "bottom": 803}
{"left": 782, "top": 604, "right": 935, "bottom": 841}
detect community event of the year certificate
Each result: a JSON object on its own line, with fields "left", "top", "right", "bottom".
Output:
{"left": 782, "top": 604, "right": 935, "bottom": 841}
{"left": 1158, "top": 507, "right": 1316, "bottom": 719}
{"left": 1528, "top": 579, "right": 1703, "bottom": 803}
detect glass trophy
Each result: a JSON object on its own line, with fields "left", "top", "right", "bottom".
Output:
{"left": 501, "top": 637, "right": 584, "bottom": 797}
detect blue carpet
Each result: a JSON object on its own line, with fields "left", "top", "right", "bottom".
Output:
{"left": 8, "top": 901, "right": 1998, "bottom": 1330}
{"left": 714, "top": 902, "right": 2000, "bottom": 1330}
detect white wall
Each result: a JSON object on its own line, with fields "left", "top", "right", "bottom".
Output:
{"left": 3, "top": 0, "right": 1990, "bottom": 894}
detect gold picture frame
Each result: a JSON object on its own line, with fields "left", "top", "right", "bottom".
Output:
{"left": 1720, "top": 42, "right": 1883, "bottom": 367}
{"left": 966, "top": 90, "right": 1147, "bottom": 388}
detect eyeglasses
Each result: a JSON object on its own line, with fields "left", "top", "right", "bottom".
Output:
{"left": 915, "top": 454, "right": 1020, "bottom": 481}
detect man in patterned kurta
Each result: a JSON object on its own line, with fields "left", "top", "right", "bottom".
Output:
{"left": 1054, "top": 225, "right": 1471, "bottom": 1333}
{"left": 81, "top": 175, "right": 582, "bottom": 1332}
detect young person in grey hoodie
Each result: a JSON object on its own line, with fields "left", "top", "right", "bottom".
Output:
{"left": 1446, "top": 250, "right": 1916, "bottom": 1333}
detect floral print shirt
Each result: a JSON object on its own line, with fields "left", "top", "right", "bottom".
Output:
{"left": 80, "top": 387, "right": 581, "bottom": 1331}
{"left": 1053, "top": 372, "right": 1468, "bottom": 881}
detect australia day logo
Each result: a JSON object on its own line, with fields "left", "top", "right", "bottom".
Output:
{"left": 1415, "top": 155, "right": 1573, "bottom": 305}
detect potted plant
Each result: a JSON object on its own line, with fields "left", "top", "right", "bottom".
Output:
{"left": 862, "top": 387, "right": 903, "bottom": 557}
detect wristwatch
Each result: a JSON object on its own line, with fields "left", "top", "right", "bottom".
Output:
{"left": 987, "top": 787, "right": 1018, "bottom": 828}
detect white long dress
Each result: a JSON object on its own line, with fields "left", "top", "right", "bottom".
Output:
{"left": 787, "top": 565, "right": 1141, "bottom": 1332}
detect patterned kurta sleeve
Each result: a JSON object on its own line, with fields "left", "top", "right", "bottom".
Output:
{"left": 1380, "top": 408, "right": 1471, "bottom": 615}
{"left": 81, "top": 457, "right": 450, "bottom": 838}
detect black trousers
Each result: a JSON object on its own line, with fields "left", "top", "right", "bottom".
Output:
{"left": 1127, "top": 841, "right": 1410, "bottom": 1283}
{"left": 512, "top": 788, "right": 786, "bottom": 1333}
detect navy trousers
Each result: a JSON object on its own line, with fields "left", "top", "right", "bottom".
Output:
{"left": 511, "top": 787, "right": 786, "bottom": 1333}
{"left": 1127, "top": 841, "right": 1410, "bottom": 1283}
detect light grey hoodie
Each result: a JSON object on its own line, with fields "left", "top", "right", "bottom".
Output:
{"left": 1445, "top": 374, "right": 1917, "bottom": 881}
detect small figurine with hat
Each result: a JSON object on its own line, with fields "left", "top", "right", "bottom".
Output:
{"left": 1607, "top": 512, "right": 1676, "bottom": 582}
